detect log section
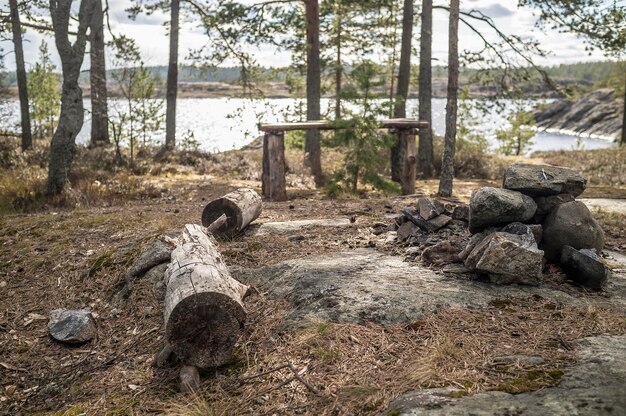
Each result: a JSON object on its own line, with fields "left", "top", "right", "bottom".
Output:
{"left": 201, "top": 188, "right": 262, "bottom": 237}
{"left": 164, "top": 224, "right": 249, "bottom": 369}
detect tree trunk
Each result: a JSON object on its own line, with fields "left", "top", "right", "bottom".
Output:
{"left": 621, "top": 72, "right": 626, "bottom": 146}
{"left": 438, "top": 0, "right": 459, "bottom": 197}
{"left": 305, "top": 0, "right": 323, "bottom": 186}
{"left": 164, "top": 0, "right": 179, "bottom": 151}
{"left": 417, "top": 0, "right": 434, "bottom": 178}
{"left": 89, "top": 0, "right": 109, "bottom": 147}
{"left": 391, "top": 0, "right": 414, "bottom": 182}
{"left": 164, "top": 224, "right": 249, "bottom": 369}
{"left": 9, "top": 0, "right": 32, "bottom": 151}
{"left": 334, "top": 12, "right": 342, "bottom": 120}
{"left": 400, "top": 128, "right": 417, "bottom": 195}
{"left": 201, "top": 188, "right": 263, "bottom": 237}
{"left": 47, "top": 0, "right": 95, "bottom": 195}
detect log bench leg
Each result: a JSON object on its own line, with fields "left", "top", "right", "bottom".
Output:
{"left": 400, "top": 129, "right": 417, "bottom": 195}
{"left": 262, "top": 131, "right": 287, "bottom": 201}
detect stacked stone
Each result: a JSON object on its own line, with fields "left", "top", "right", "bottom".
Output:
{"left": 462, "top": 163, "right": 609, "bottom": 288}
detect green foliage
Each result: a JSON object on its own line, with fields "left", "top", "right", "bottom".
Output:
{"left": 457, "top": 89, "right": 490, "bottom": 153}
{"left": 520, "top": 0, "right": 626, "bottom": 55}
{"left": 285, "top": 130, "right": 305, "bottom": 150}
{"left": 327, "top": 61, "right": 399, "bottom": 196}
{"left": 495, "top": 110, "right": 536, "bottom": 156}
{"left": 109, "top": 36, "right": 165, "bottom": 167}
{"left": 179, "top": 129, "right": 200, "bottom": 151}
{"left": 28, "top": 40, "right": 60, "bottom": 139}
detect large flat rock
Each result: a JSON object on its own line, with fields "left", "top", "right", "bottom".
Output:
{"left": 233, "top": 249, "right": 626, "bottom": 330}
{"left": 246, "top": 218, "right": 352, "bottom": 235}
{"left": 384, "top": 335, "right": 626, "bottom": 416}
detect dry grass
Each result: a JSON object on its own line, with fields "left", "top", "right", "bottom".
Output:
{"left": 149, "top": 296, "right": 626, "bottom": 416}
{"left": 534, "top": 147, "right": 626, "bottom": 197}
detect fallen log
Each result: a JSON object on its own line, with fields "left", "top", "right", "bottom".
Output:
{"left": 201, "top": 188, "right": 262, "bottom": 238}
{"left": 164, "top": 224, "right": 249, "bottom": 369}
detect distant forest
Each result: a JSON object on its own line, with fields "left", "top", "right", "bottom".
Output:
{"left": 1, "top": 60, "right": 623, "bottom": 86}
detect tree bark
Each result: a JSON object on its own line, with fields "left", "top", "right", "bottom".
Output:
{"left": 89, "top": 0, "right": 109, "bottom": 147}
{"left": 9, "top": 0, "right": 32, "bottom": 151}
{"left": 47, "top": 0, "right": 96, "bottom": 195}
{"left": 304, "top": 0, "right": 323, "bottom": 186}
{"left": 201, "top": 188, "right": 263, "bottom": 237}
{"left": 400, "top": 128, "right": 417, "bottom": 195}
{"left": 438, "top": 0, "right": 459, "bottom": 197}
{"left": 334, "top": 12, "right": 342, "bottom": 120}
{"left": 164, "top": 0, "right": 179, "bottom": 151}
{"left": 164, "top": 224, "right": 249, "bottom": 369}
{"left": 417, "top": 0, "right": 434, "bottom": 178}
{"left": 391, "top": 0, "right": 414, "bottom": 182}
{"left": 621, "top": 73, "right": 626, "bottom": 146}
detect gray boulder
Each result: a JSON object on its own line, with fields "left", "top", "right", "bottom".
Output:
{"left": 533, "top": 193, "right": 575, "bottom": 222}
{"left": 48, "top": 309, "right": 96, "bottom": 344}
{"left": 465, "top": 224, "right": 544, "bottom": 285}
{"left": 418, "top": 198, "right": 445, "bottom": 220}
{"left": 451, "top": 205, "right": 469, "bottom": 222}
{"left": 469, "top": 187, "right": 537, "bottom": 231}
{"left": 560, "top": 246, "right": 610, "bottom": 289}
{"left": 541, "top": 201, "right": 604, "bottom": 262}
{"left": 503, "top": 163, "right": 586, "bottom": 197}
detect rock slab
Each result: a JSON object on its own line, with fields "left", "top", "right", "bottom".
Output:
{"left": 48, "top": 309, "right": 96, "bottom": 344}
{"left": 464, "top": 224, "right": 544, "bottom": 285}
{"left": 383, "top": 335, "right": 626, "bottom": 416}
{"left": 541, "top": 201, "right": 604, "bottom": 261}
{"left": 503, "top": 163, "right": 586, "bottom": 197}
{"left": 418, "top": 198, "right": 445, "bottom": 220}
{"left": 469, "top": 187, "right": 537, "bottom": 230}
{"left": 560, "top": 246, "right": 610, "bottom": 289}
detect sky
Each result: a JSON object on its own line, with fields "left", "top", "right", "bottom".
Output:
{"left": 0, "top": 0, "right": 609, "bottom": 72}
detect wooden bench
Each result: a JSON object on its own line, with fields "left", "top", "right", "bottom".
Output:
{"left": 258, "top": 119, "right": 429, "bottom": 201}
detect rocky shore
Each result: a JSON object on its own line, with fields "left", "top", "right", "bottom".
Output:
{"left": 533, "top": 89, "right": 624, "bottom": 142}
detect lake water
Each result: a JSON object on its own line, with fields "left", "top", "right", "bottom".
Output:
{"left": 0, "top": 97, "right": 616, "bottom": 153}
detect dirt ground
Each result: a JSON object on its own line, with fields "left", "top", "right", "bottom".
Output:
{"left": 1, "top": 159, "right": 626, "bottom": 414}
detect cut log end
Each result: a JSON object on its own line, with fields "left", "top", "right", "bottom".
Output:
{"left": 166, "top": 292, "right": 245, "bottom": 369}
{"left": 201, "top": 189, "right": 262, "bottom": 237}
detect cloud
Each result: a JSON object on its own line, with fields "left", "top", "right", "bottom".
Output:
{"left": 471, "top": 4, "right": 515, "bottom": 18}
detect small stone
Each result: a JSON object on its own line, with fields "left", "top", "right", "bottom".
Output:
{"left": 418, "top": 198, "right": 445, "bottom": 220}
{"left": 384, "top": 231, "right": 398, "bottom": 244}
{"left": 503, "top": 163, "right": 586, "bottom": 197}
{"left": 48, "top": 309, "right": 96, "bottom": 344}
{"left": 402, "top": 208, "right": 438, "bottom": 233}
{"left": 0, "top": 281, "right": 6, "bottom": 288}
{"left": 427, "top": 214, "right": 452, "bottom": 231}
{"left": 180, "top": 365, "right": 201, "bottom": 393}
{"left": 541, "top": 201, "right": 604, "bottom": 262}
{"left": 560, "top": 246, "right": 610, "bottom": 289}
{"left": 451, "top": 205, "right": 469, "bottom": 222}
{"left": 397, "top": 222, "right": 419, "bottom": 241}
{"left": 126, "top": 236, "right": 175, "bottom": 279}
{"left": 405, "top": 247, "right": 420, "bottom": 256}
{"left": 421, "top": 241, "right": 462, "bottom": 266}
{"left": 469, "top": 187, "right": 537, "bottom": 231}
